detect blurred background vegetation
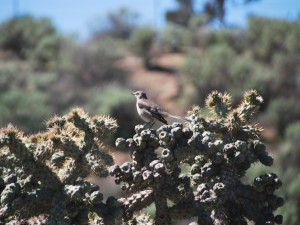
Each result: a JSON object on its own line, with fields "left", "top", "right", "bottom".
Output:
{"left": 1, "top": 0, "right": 300, "bottom": 223}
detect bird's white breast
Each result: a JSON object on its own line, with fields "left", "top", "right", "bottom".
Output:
{"left": 136, "top": 104, "right": 153, "bottom": 122}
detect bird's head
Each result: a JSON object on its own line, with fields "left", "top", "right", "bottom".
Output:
{"left": 132, "top": 91, "right": 148, "bottom": 99}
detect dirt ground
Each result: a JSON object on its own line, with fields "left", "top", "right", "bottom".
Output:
{"left": 118, "top": 52, "right": 186, "bottom": 114}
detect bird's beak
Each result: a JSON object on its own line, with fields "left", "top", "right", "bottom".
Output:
{"left": 131, "top": 92, "right": 135, "bottom": 95}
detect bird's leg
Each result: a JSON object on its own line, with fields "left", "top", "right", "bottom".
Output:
{"left": 149, "top": 121, "right": 156, "bottom": 129}
{"left": 146, "top": 120, "right": 155, "bottom": 129}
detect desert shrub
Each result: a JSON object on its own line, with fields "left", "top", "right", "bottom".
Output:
{"left": 0, "top": 15, "right": 57, "bottom": 59}
{"left": 162, "top": 15, "right": 221, "bottom": 51}
{"left": 275, "top": 122, "right": 300, "bottom": 225}
{"left": 86, "top": 86, "right": 139, "bottom": 139}
{"left": 0, "top": 87, "right": 52, "bottom": 132}
{"left": 188, "top": 14, "right": 210, "bottom": 29}
{"left": 0, "top": 34, "right": 128, "bottom": 133}
{"left": 0, "top": 62, "right": 56, "bottom": 132}
{"left": 0, "top": 62, "right": 57, "bottom": 91}
{"left": 208, "top": 28, "right": 245, "bottom": 53}
{"left": 162, "top": 15, "right": 210, "bottom": 51}
{"left": 129, "top": 26, "right": 156, "bottom": 69}
{"left": 277, "top": 201, "right": 298, "bottom": 225}
{"left": 162, "top": 23, "right": 191, "bottom": 52}
{"left": 0, "top": 17, "right": 129, "bottom": 136}
{"left": 0, "top": 62, "right": 22, "bottom": 90}
{"left": 281, "top": 122, "right": 300, "bottom": 166}
{"left": 87, "top": 86, "right": 132, "bottom": 115}
{"left": 189, "top": 27, "right": 216, "bottom": 49}
{"left": 228, "top": 55, "right": 272, "bottom": 104}
{"left": 246, "top": 16, "right": 300, "bottom": 63}
{"left": 181, "top": 43, "right": 270, "bottom": 104}
{"left": 264, "top": 98, "right": 300, "bottom": 136}
{"left": 30, "top": 34, "right": 63, "bottom": 70}
{"left": 284, "top": 20, "right": 300, "bottom": 53}
{"left": 271, "top": 52, "right": 300, "bottom": 97}
{"left": 182, "top": 44, "right": 234, "bottom": 85}
{"left": 72, "top": 37, "right": 126, "bottom": 86}
{"left": 181, "top": 44, "right": 234, "bottom": 104}
{"left": 245, "top": 17, "right": 300, "bottom": 111}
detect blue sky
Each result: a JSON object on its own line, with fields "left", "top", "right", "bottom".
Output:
{"left": 1, "top": 0, "right": 300, "bottom": 40}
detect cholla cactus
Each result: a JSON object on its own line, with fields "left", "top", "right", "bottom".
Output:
{"left": 112, "top": 90, "right": 283, "bottom": 225}
{"left": 0, "top": 108, "right": 120, "bottom": 225}
{"left": 0, "top": 91, "right": 284, "bottom": 225}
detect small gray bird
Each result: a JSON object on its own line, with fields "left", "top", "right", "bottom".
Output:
{"left": 132, "top": 90, "right": 189, "bottom": 128}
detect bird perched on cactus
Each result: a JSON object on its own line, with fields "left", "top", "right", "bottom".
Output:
{"left": 132, "top": 91, "right": 189, "bottom": 128}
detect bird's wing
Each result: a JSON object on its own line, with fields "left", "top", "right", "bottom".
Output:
{"left": 138, "top": 99, "right": 168, "bottom": 125}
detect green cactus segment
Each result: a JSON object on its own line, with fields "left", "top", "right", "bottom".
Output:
{"left": 0, "top": 108, "right": 118, "bottom": 224}
{"left": 112, "top": 91, "right": 283, "bottom": 225}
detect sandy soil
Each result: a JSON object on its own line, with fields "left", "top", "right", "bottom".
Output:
{"left": 117, "top": 52, "right": 186, "bottom": 114}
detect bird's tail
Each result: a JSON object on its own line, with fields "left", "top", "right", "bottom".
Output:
{"left": 168, "top": 114, "right": 191, "bottom": 122}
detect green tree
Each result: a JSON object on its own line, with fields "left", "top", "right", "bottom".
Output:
{"left": 0, "top": 15, "right": 57, "bottom": 59}
{"left": 102, "top": 8, "right": 138, "bottom": 39}
{"left": 166, "top": 0, "right": 260, "bottom": 26}
{"left": 129, "top": 27, "right": 156, "bottom": 69}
